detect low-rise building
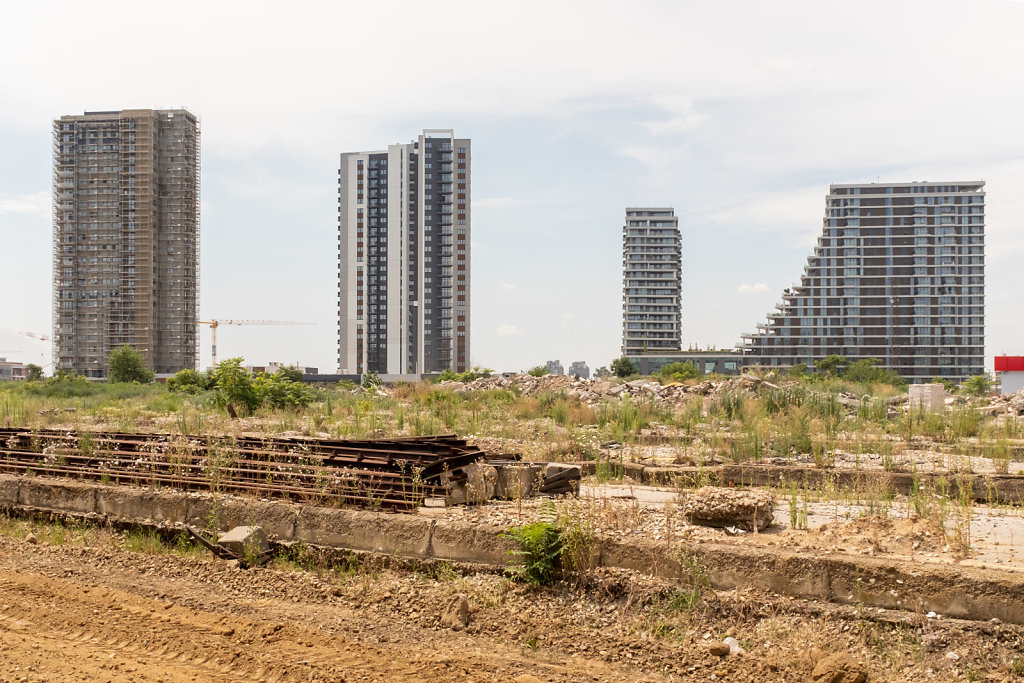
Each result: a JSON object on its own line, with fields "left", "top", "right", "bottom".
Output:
{"left": 628, "top": 350, "right": 744, "bottom": 376}
{"left": 0, "top": 358, "right": 30, "bottom": 381}
{"left": 995, "top": 356, "right": 1024, "bottom": 395}
{"left": 545, "top": 360, "right": 564, "bottom": 375}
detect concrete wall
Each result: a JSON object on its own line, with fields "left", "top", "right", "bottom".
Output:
{"left": 4, "top": 473, "right": 1024, "bottom": 624}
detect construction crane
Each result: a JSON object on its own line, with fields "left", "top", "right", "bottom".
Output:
{"left": 18, "top": 331, "right": 51, "bottom": 342}
{"left": 196, "top": 320, "right": 314, "bottom": 368}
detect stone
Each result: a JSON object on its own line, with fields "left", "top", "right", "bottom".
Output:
{"left": 441, "top": 594, "right": 470, "bottom": 631}
{"left": 723, "top": 636, "right": 744, "bottom": 654}
{"left": 217, "top": 525, "right": 270, "bottom": 559}
{"left": 708, "top": 641, "right": 730, "bottom": 656}
{"left": 682, "top": 487, "right": 775, "bottom": 532}
{"left": 811, "top": 652, "right": 868, "bottom": 683}
{"left": 25, "top": 533, "right": 38, "bottom": 545}
{"left": 513, "top": 676, "right": 545, "bottom": 683}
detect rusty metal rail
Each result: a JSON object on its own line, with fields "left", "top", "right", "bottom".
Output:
{"left": 0, "top": 428, "right": 490, "bottom": 510}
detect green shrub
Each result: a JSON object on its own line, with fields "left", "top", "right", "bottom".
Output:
{"left": 108, "top": 345, "right": 155, "bottom": 384}
{"left": 502, "top": 503, "right": 563, "bottom": 586}
{"left": 253, "top": 372, "right": 319, "bottom": 408}
{"left": 960, "top": 375, "right": 993, "bottom": 397}
{"left": 526, "top": 366, "right": 547, "bottom": 377}
{"left": 611, "top": 357, "right": 637, "bottom": 378}
{"left": 167, "top": 369, "right": 214, "bottom": 394}
{"left": 842, "top": 358, "right": 906, "bottom": 387}
{"left": 658, "top": 361, "right": 698, "bottom": 383}
{"left": 212, "top": 358, "right": 259, "bottom": 413}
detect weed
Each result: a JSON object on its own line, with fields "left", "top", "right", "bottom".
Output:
{"left": 123, "top": 528, "right": 167, "bottom": 554}
{"left": 502, "top": 501, "right": 563, "bottom": 586}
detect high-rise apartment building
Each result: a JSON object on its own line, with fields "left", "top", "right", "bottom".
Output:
{"left": 53, "top": 109, "right": 200, "bottom": 378}
{"left": 741, "top": 182, "right": 985, "bottom": 383}
{"left": 338, "top": 130, "right": 470, "bottom": 378}
{"left": 622, "top": 208, "right": 681, "bottom": 355}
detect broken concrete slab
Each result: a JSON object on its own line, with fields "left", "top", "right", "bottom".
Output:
{"left": 682, "top": 486, "right": 774, "bottom": 531}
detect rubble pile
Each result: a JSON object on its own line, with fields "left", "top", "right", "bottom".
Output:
{"left": 439, "top": 372, "right": 771, "bottom": 407}
{"left": 681, "top": 486, "right": 775, "bottom": 531}
{"left": 982, "top": 388, "right": 1024, "bottom": 416}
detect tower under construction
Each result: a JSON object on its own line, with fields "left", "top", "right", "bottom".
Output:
{"left": 53, "top": 109, "right": 200, "bottom": 378}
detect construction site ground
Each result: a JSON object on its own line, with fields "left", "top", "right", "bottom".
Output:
{"left": 1, "top": 478, "right": 1024, "bottom": 682}
{"left": 0, "top": 525, "right": 1021, "bottom": 683}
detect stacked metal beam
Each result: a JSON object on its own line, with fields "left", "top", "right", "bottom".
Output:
{"left": 0, "top": 428, "right": 488, "bottom": 510}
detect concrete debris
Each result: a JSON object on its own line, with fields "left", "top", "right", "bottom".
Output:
{"left": 986, "top": 388, "right": 1024, "bottom": 416}
{"left": 441, "top": 594, "right": 470, "bottom": 631}
{"left": 440, "top": 372, "right": 774, "bottom": 408}
{"left": 811, "top": 652, "right": 868, "bottom": 683}
{"left": 682, "top": 487, "right": 774, "bottom": 532}
{"left": 439, "top": 372, "right": 909, "bottom": 415}
{"left": 217, "top": 526, "right": 270, "bottom": 559}
{"left": 25, "top": 532, "right": 38, "bottom": 545}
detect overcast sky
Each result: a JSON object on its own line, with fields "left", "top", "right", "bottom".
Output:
{"left": 2, "top": 0, "right": 1023, "bottom": 374}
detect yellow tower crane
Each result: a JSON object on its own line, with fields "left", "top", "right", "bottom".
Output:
{"left": 196, "top": 320, "right": 315, "bottom": 368}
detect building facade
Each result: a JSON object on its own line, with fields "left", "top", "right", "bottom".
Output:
{"left": 545, "top": 360, "right": 564, "bottom": 375}
{"left": 741, "top": 182, "right": 985, "bottom": 383}
{"left": 567, "top": 361, "right": 590, "bottom": 379}
{"left": 53, "top": 109, "right": 200, "bottom": 378}
{"left": 622, "top": 208, "right": 681, "bottom": 355}
{"left": 338, "top": 130, "right": 470, "bottom": 378}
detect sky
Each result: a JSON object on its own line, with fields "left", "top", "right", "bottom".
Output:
{"left": 1, "top": 0, "right": 1023, "bottom": 374}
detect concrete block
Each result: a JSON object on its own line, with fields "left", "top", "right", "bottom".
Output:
{"left": 909, "top": 384, "right": 945, "bottom": 413}
{"left": 495, "top": 464, "right": 543, "bottom": 500}
{"left": 444, "top": 464, "right": 496, "bottom": 506}
{"left": 217, "top": 525, "right": 269, "bottom": 557}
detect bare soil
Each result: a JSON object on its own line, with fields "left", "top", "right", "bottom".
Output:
{"left": 0, "top": 530, "right": 1022, "bottom": 682}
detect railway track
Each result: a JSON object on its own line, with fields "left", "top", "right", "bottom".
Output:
{"left": 0, "top": 428, "right": 496, "bottom": 510}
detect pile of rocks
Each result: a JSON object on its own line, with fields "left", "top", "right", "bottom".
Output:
{"left": 439, "top": 372, "right": 771, "bottom": 408}
{"left": 983, "top": 388, "right": 1024, "bottom": 416}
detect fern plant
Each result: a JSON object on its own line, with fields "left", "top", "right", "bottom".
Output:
{"left": 502, "top": 501, "right": 563, "bottom": 586}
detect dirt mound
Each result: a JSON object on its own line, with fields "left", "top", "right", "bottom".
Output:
{"left": 813, "top": 515, "right": 947, "bottom": 555}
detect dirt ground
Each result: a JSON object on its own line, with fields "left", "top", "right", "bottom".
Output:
{"left": 1, "top": 528, "right": 1023, "bottom": 682}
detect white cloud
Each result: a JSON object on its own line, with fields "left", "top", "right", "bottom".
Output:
{"left": 0, "top": 192, "right": 49, "bottom": 218}
{"left": 497, "top": 323, "right": 523, "bottom": 337}
{"left": 738, "top": 283, "right": 769, "bottom": 294}
{"left": 499, "top": 282, "right": 516, "bottom": 292}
